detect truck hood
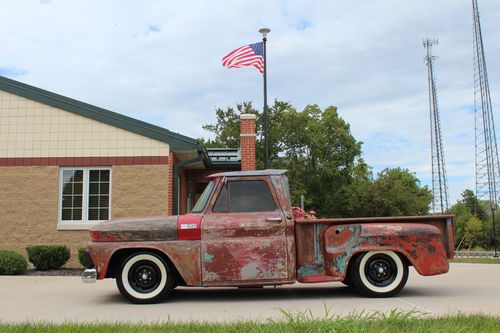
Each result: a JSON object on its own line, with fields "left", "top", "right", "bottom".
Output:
{"left": 90, "top": 215, "right": 179, "bottom": 241}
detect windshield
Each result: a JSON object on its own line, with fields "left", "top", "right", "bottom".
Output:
{"left": 191, "top": 180, "right": 216, "bottom": 213}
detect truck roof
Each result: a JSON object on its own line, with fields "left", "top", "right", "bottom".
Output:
{"left": 207, "top": 169, "right": 288, "bottom": 178}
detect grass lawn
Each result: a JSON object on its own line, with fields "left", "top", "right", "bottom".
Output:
{"left": 451, "top": 257, "right": 500, "bottom": 264}
{"left": 1, "top": 312, "right": 499, "bottom": 333}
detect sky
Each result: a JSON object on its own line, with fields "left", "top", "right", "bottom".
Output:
{"left": 1, "top": 0, "right": 500, "bottom": 207}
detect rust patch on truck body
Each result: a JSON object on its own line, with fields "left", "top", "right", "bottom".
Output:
{"left": 200, "top": 174, "right": 294, "bottom": 286}
{"left": 295, "top": 215, "right": 454, "bottom": 283}
{"left": 90, "top": 215, "right": 178, "bottom": 242}
{"left": 88, "top": 215, "right": 202, "bottom": 285}
{"left": 88, "top": 240, "right": 201, "bottom": 285}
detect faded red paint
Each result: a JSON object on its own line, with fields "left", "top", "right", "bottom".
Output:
{"left": 177, "top": 214, "right": 203, "bottom": 240}
{"left": 294, "top": 216, "right": 454, "bottom": 282}
{"left": 200, "top": 174, "right": 292, "bottom": 286}
{"left": 90, "top": 215, "right": 178, "bottom": 242}
{"left": 201, "top": 237, "right": 289, "bottom": 285}
{"left": 86, "top": 170, "right": 455, "bottom": 293}
{"left": 88, "top": 240, "right": 202, "bottom": 285}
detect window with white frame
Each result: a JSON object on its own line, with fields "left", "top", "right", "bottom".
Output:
{"left": 59, "top": 168, "right": 111, "bottom": 225}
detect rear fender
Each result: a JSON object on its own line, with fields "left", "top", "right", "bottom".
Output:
{"left": 323, "top": 223, "right": 449, "bottom": 280}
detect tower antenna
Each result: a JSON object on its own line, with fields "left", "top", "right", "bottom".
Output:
{"left": 473, "top": 0, "right": 498, "bottom": 256}
{"left": 424, "top": 38, "right": 449, "bottom": 214}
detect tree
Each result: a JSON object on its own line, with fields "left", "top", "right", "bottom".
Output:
{"left": 202, "top": 100, "right": 365, "bottom": 217}
{"left": 202, "top": 101, "right": 431, "bottom": 218}
{"left": 373, "top": 168, "right": 432, "bottom": 216}
{"left": 345, "top": 168, "right": 432, "bottom": 217}
{"left": 464, "top": 217, "right": 485, "bottom": 249}
{"left": 201, "top": 102, "right": 257, "bottom": 149}
{"left": 447, "top": 189, "right": 496, "bottom": 249}
{"left": 448, "top": 202, "right": 473, "bottom": 249}
{"left": 460, "top": 189, "right": 489, "bottom": 222}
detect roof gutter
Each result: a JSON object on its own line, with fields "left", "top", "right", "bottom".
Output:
{"left": 173, "top": 147, "right": 205, "bottom": 215}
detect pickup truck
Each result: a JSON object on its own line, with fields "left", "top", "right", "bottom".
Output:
{"left": 83, "top": 169, "right": 455, "bottom": 303}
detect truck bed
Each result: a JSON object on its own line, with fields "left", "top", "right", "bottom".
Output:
{"left": 295, "top": 215, "right": 455, "bottom": 283}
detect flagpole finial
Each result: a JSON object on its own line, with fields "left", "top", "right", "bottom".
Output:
{"left": 259, "top": 28, "right": 271, "bottom": 39}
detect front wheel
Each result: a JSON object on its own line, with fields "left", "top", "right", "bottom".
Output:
{"left": 350, "top": 251, "right": 408, "bottom": 298}
{"left": 116, "top": 252, "right": 174, "bottom": 304}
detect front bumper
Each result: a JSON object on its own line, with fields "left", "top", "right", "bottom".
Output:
{"left": 82, "top": 269, "right": 97, "bottom": 283}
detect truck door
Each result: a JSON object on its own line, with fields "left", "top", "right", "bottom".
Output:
{"left": 201, "top": 177, "right": 288, "bottom": 285}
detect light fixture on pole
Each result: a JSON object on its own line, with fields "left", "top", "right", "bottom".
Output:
{"left": 259, "top": 28, "right": 270, "bottom": 38}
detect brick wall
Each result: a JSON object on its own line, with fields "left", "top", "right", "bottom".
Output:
{"left": 111, "top": 165, "right": 169, "bottom": 218}
{"left": 179, "top": 167, "right": 188, "bottom": 215}
{"left": 0, "top": 164, "right": 169, "bottom": 268}
{"left": 167, "top": 152, "right": 179, "bottom": 215}
{"left": 240, "top": 114, "right": 256, "bottom": 171}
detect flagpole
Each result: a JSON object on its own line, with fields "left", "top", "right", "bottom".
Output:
{"left": 259, "top": 28, "right": 270, "bottom": 169}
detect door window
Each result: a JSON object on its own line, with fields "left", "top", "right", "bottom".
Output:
{"left": 213, "top": 180, "right": 276, "bottom": 213}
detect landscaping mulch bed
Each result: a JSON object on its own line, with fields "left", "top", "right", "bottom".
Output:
{"left": 24, "top": 268, "right": 83, "bottom": 276}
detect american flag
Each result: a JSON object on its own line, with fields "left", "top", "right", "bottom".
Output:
{"left": 222, "top": 42, "right": 264, "bottom": 74}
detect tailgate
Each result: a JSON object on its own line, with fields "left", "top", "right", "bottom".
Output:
{"left": 445, "top": 217, "right": 455, "bottom": 259}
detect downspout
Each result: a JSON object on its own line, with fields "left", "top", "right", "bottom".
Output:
{"left": 173, "top": 149, "right": 205, "bottom": 215}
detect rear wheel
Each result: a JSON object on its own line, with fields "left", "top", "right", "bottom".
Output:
{"left": 116, "top": 252, "right": 174, "bottom": 304}
{"left": 350, "top": 251, "right": 408, "bottom": 297}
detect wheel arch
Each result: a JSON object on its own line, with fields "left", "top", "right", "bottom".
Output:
{"left": 346, "top": 249, "right": 412, "bottom": 275}
{"left": 106, "top": 247, "right": 186, "bottom": 286}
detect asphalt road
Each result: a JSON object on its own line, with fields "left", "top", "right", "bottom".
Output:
{"left": 0, "top": 263, "right": 499, "bottom": 323}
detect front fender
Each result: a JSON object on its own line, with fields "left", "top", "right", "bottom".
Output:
{"left": 323, "top": 223, "right": 449, "bottom": 280}
{"left": 88, "top": 240, "right": 201, "bottom": 285}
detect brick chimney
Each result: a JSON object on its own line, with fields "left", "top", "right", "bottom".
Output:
{"left": 240, "top": 114, "right": 256, "bottom": 171}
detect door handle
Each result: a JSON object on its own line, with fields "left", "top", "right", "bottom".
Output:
{"left": 265, "top": 217, "right": 282, "bottom": 223}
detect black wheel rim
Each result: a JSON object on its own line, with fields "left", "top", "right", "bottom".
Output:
{"left": 128, "top": 260, "right": 161, "bottom": 294}
{"left": 364, "top": 254, "right": 397, "bottom": 287}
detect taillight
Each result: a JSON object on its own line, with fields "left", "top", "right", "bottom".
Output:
{"left": 89, "top": 231, "right": 101, "bottom": 241}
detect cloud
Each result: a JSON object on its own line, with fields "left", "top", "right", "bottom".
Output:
{"left": 148, "top": 25, "right": 160, "bottom": 33}
{"left": 1, "top": 0, "right": 500, "bottom": 206}
{"left": 295, "top": 19, "right": 311, "bottom": 31}
{"left": 0, "top": 67, "right": 27, "bottom": 77}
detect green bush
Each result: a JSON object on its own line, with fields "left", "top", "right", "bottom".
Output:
{"left": 0, "top": 250, "right": 27, "bottom": 275}
{"left": 26, "top": 245, "right": 70, "bottom": 271}
{"left": 78, "top": 248, "right": 93, "bottom": 268}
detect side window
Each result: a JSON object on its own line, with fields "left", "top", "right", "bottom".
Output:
{"left": 60, "top": 168, "right": 111, "bottom": 224}
{"left": 213, "top": 180, "right": 276, "bottom": 213}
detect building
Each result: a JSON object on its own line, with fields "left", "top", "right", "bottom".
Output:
{"left": 0, "top": 76, "right": 256, "bottom": 266}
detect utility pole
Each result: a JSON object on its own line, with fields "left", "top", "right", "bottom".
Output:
{"left": 473, "top": 0, "right": 498, "bottom": 257}
{"left": 424, "top": 38, "right": 449, "bottom": 214}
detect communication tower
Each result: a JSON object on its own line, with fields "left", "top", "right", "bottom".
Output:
{"left": 424, "top": 39, "right": 449, "bottom": 214}
{"left": 473, "top": 0, "right": 498, "bottom": 256}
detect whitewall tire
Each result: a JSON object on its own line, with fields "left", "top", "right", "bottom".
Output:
{"left": 116, "top": 252, "right": 174, "bottom": 304}
{"left": 350, "top": 251, "right": 408, "bottom": 297}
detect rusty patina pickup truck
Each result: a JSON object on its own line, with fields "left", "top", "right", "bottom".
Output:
{"left": 83, "top": 170, "right": 455, "bottom": 303}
